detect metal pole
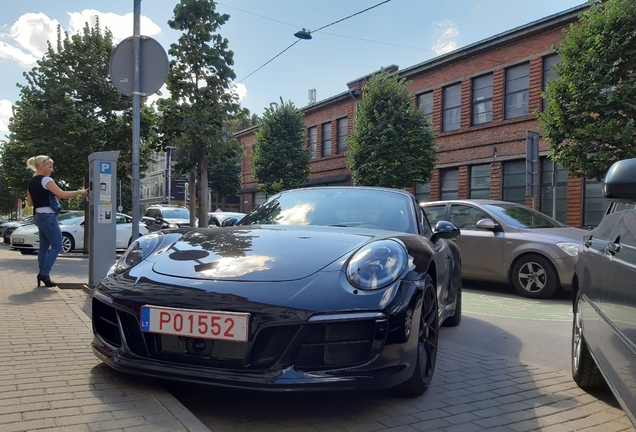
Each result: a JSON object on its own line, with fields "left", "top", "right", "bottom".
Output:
{"left": 131, "top": 0, "right": 141, "bottom": 239}
{"left": 167, "top": 147, "right": 172, "bottom": 205}
{"left": 552, "top": 159, "right": 557, "bottom": 219}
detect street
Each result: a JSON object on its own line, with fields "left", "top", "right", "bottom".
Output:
{"left": 162, "top": 282, "right": 635, "bottom": 431}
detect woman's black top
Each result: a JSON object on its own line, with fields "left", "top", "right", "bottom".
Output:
{"left": 28, "top": 175, "right": 53, "bottom": 210}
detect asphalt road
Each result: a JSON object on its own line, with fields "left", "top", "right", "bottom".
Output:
{"left": 163, "top": 281, "right": 635, "bottom": 431}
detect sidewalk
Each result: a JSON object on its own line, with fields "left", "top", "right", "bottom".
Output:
{"left": 0, "top": 244, "right": 210, "bottom": 432}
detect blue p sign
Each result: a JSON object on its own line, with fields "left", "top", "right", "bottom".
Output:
{"left": 100, "top": 162, "right": 112, "bottom": 174}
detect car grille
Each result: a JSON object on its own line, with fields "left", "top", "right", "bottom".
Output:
{"left": 93, "top": 298, "right": 387, "bottom": 371}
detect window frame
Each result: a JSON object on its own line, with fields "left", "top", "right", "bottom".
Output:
{"left": 469, "top": 164, "right": 491, "bottom": 199}
{"left": 472, "top": 74, "right": 493, "bottom": 126}
{"left": 504, "top": 63, "right": 530, "bottom": 120}
{"left": 417, "top": 91, "right": 434, "bottom": 129}
{"left": 442, "top": 83, "right": 462, "bottom": 132}
{"left": 321, "top": 122, "right": 332, "bottom": 157}
{"left": 337, "top": 117, "right": 348, "bottom": 154}
{"left": 308, "top": 126, "right": 317, "bottom": 159}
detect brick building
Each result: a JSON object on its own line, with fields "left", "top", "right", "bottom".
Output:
{"left": 236, "top": 3, "right": 606, "bottom": 228}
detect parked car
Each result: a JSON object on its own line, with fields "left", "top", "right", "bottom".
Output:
{"left": 1, "top": 215, "right": 34, "bottom": 244}
{"left": 571, "top": 158, "right": 636, "bottom": 428}
{"left": 10, "top": 212, "right": 148, "bottom": 254}
{"left": 142, "top": 205, "right": 190, "bottom": 231}
{"left": 92, "top": 186, "right": 462, "bottom": 394}
{"left": 206, "top": 211, "right": 246, "bottom": 227}
{"left": 421, "top": 200, "right": 586, "bottom": 299}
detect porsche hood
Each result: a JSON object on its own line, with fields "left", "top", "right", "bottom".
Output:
{"left": 151, "top": 226, "right": 377, "bottom": 282}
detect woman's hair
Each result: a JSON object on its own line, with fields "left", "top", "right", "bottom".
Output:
{"left": 26, "top": 155, "right": 53, "bottom": 173}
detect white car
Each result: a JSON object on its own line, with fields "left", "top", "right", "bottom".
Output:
{"left": 10, "top": 211, "right": 148, "bottom": 255}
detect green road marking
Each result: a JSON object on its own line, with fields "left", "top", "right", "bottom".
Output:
{"left": 463, "top": 288, "right": 572, "bottom": 321}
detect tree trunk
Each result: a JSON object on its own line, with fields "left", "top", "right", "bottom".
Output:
{"left": 188, "top": 169, "right": 197, "bottom": 227}
{"left": 197, "top": 144, "right": 209, "bottom": 227}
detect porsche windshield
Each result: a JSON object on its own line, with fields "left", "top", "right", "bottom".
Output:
{"left": 238, "top": 188, "right": 416, "bottom": 233}
{"left": 483, "top": 203, "right": 565, "bottom": 228}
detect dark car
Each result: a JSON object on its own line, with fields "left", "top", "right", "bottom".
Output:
{"left": 141, "top": 205, "right": 190, "bottom": 231}
{"left": 92, "top": 186, "right": 462, "bottom": 395}
{"left": 421, "top": 200, "right": 586, "bottom": 299}
{"left": 207, "top": 211, "right": 246, "bottom": 227}
{"left": 571, "top": 158, "right": 636, "bottom": 428}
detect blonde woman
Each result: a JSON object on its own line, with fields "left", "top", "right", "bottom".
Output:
{"left": 26, "top": 155, "right": 88, "bottom": 287}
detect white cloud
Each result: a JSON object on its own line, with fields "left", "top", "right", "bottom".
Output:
{"left": 0, "top": 10, "right": 161, "bottom": 68}
{"left": 0, "top": 41, "right": 38, "bottom": 67}
{"left": 431, "top": 20, "right": 459, "bottom": 55}
{"left": 67, "top": 10, "right": 162, "bottom": 43}
{"left": 233, "top": 82, "right": 247, "bottom": 101}
{"left": 0, "top": 99, "right": 13, "bottom": 139}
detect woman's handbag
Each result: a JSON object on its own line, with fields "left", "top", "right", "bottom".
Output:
{"left": 48, "top": 192, "right": 62, "bottom": 214}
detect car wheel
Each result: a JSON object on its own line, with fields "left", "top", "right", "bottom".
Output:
{"left": 572, "top": 295, "right": 606, "bottom": 389}
{"left": 398, "top": 274, "right": 439, "bottom": 396}
{"left": 61, "top": 233, "right": 74, "bottom": 254}
{"left": 443, "top": 286, "right": 462, "bottom": 327}
{"left": 19, "top": 249, "right": 36, "bottom": 255}
{"left": 511, "top": 254, "right": 558, "bottom": 299}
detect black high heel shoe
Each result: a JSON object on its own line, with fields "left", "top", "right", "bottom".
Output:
{"left": 37, "top": 274, "right": 57, "bottom": 287}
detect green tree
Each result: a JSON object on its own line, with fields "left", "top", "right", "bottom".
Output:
{"left": 209, "top": 140, "right": 242, "bottom": 210}
{"left": 251, "top": 99, "right": 310, "bottom": 195}
{"left": 1, "top": 21, "right": 153, "bottom": 202}
{"left": 157, "top": 0, "right": 241, "bottom": 227}
{"left": 538, "top": 0, "right": 636, "bottom": 180}
{"left": 346, "top": 70, "right": 437, "bottom": 188}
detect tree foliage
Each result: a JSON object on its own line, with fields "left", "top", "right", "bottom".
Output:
{"left": 156, "top": 0, "right": 241, "bottom": 227}
{"left": 251, "top": 98, "right": 310, "bottom": 195}
{"left": 0, "top": 21, "right": 153, "bottom": 211}
{"left": 346, "top": 70, "right": 437, "bottom": 188}
{"left": 538, "top": 0, "right": 636, "bottom": 180}
{"left": 209, "top": 140, "right": 242, "bottom": 209}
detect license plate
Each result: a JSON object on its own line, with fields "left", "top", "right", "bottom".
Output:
{"left": 140, "top": 305, "right": 249, "bottom": 342}
{"left": 12, "top": 238, "right": 24, "bottom": 244}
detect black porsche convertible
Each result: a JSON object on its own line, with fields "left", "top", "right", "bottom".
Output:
{"left": 92, "top": 186, "right": 462, "bottom": 395}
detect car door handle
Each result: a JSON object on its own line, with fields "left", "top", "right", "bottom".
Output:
{"left": 584, "top": 238, "right": 593, "bottom": 247}
{"left": 606, "top": 242, "right": 621, "bottom": 255}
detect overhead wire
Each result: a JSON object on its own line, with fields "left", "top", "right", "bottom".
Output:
{"left": 222, "top": 1, "right": 394, "bottom": 83}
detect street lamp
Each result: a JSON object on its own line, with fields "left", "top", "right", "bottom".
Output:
{"left": 294, "top": 29, "right": 312, "bottom": 40}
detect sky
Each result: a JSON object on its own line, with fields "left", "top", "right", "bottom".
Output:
{"left": 0, "top": 0, "right": 587, "bottom": 141}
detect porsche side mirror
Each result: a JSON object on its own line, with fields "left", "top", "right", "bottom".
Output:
{"left": 222, "top": 217, "right": 238, "bottom": 227}
{"left": 431, "top": 220, "right": 460, "bottom": 242}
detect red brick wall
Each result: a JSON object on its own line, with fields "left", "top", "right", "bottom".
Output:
{"left": 237, "top": 13, "right": 590, "bottom": 226}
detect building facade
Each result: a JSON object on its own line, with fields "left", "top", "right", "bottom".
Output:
{"left": 237, "top": 4, "right": 607, "bottom": 228}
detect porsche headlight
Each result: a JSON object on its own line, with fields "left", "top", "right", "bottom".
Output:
{"left": 114, "top": 232, "right": 164, "bottom": 273}
{"left": 556, "top": 242, "right": 579, "bottom": 257}
{"left": 346, "top": 240, "right": 408, "bottom": 290}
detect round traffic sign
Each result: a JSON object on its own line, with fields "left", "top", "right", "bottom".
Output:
{"left": 110, "top": 36, "right": 169, "bottom": 96}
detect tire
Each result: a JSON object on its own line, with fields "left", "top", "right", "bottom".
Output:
{"left": 511, "top": 254, "right": 558, "bottom": 299}
{"left": 398, "top": 274, "right": 439, "bottom": 396}
{"left": 61, "top": 233, "right": 75, "bottom": 254}
{"left": 572, "top": 295, "right": 607, "bottom": 389}
{"left": 443, "top": 286, "right": 462, "bottom": 327}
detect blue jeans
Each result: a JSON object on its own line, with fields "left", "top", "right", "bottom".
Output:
{"left": 33, "top": 212, "right": 62, "bottom": 277}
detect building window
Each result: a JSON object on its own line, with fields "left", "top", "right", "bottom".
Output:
{"left": 472, "top": 74, "right": 493, "bottom": 125}
{"left": 443, "top": 84, "right": 461, "bottom": 132}
{"left": 441, "top": 168, "right": 459, "bottom": 200}
{"left": 322, "top": 122, "right": 332, "bottom": 157}
{"left": 584, "top": 178, "right": 610, "bottom": 227}
{"left": 505, "top": 63, "right": 529, "bottom": 119}
{"left": 308, "top": 126, "right": 317, "bottom": 159}
{"left": 337, "top": 118, "right": 348, "bottom": 154}
{"left": 417, "top": 91, "right": 433, "bottom": 128}
{"left": 254, "top": 191, "right": 268, "bottom": 207}
{"left": 415, "top": 182, "right": 430, "bottom": 203}
{"left": 540, "top": 159, "right": 567, "bottom": 223}
{"left": 470, "top": 164, "right": 491, "bottom": 199}
{"left": 502, "top": 160, "right": 526, "bottom": 204}
{"left": 542, "top": 54, "right": 560, "bottom": 111}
